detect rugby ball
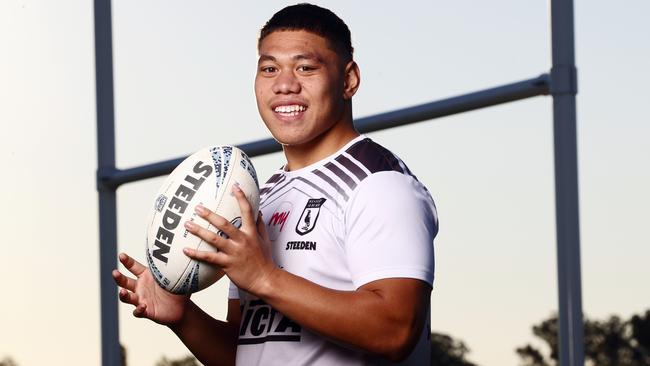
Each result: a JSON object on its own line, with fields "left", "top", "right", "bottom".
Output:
{"left": 145, "top": 146, "right": 260, "bottom": 294}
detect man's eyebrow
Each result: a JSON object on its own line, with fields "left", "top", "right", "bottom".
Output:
{"left": 293, "top": 53, "right": 324, "bottom": 63}
{"left": 258, "top": 54, "right": 276, "bottom": 63}
{"left": 257, "top": 53, "right": 324, "bottom": 64}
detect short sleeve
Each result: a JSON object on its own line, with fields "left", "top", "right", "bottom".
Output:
{"left": 344, "top": 171, "right": 437, "bottom": 289}
{"left": 228, "top": 280, "right": 240, "bottom": 300}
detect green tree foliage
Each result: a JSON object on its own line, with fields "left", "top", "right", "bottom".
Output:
{"left": 430, "top": 332, "right": 478, "bottom": 366}
{"left": 517, "top": 309, "right": 650, "bottom": 366}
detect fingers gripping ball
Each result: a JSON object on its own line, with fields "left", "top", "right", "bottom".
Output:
{"left": 145, "top": 146, "right": 260, "bottom": 294}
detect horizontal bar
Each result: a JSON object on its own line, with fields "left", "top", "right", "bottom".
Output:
{"left": 356, "top": 73, "right": 549, "bottom": 133}
{"left": 96, "top": 138, "right": 283, "bottom": 189}
{"left": 98, "top": 73, "right": 549, "bottom": 188}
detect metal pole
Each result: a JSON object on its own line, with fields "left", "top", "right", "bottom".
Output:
{"left": 94, "top": 0, "right": 120, "bottom": 365}
{"left": 550, "top": 0, "right": 584, "bottom": 365}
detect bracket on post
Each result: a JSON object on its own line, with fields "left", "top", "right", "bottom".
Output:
{"left": 96, "top": 167, "right": 119, "bottom": 191}
{"left": 550, "top": 65, "right": 578, "bottom": 95}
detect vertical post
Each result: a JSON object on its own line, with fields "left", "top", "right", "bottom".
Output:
{"left": 94, "top": 0, "right": 120, "bottom": 365}
{"left": 550, "top": 0, "right": 584, "bottom": 365}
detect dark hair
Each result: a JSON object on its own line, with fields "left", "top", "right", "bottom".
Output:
{"left": 258, "top": 3, "right": 354, "bottom": 62}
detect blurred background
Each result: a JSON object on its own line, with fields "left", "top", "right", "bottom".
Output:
{"left": 1, "top": 0, "right": 648, "bottom": 365}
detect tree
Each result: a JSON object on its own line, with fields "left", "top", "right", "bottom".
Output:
{"left": 155, "top": 355, "right": 201, "bottom": 366}
{"left": 516, "top": 315, "right": 558, "bottom": 365}
{"left": 147, "top": 331, "right": 480, "bottom": 366}
{"left": 0, "top": 357, "right": 18, "bottom": 366}
{"left": 630, "top": 310, "right": 650, "bottom": 362}
{"left": 121, "top": 344, "right": 127, "bottom": 366}
{"left": 430, "top": 332, "right": 478, "bottom": 366}
{"left": 517, "top": 310, "right": 650, "bottom": 366}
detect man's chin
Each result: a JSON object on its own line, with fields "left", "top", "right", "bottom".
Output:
{"left": 271, "top": 134, "right": 315, "bottom": 148}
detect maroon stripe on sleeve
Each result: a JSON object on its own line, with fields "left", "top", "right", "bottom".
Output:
{"left": 324, "top": 162, "right": 357, "bottom": 190}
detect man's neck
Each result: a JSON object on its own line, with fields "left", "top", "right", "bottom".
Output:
{"left": 282, "top": 123, "right": 359, "bottom": 172}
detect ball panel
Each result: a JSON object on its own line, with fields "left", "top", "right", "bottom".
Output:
{"left": 146, "top": 246, "right": 171, "bottom": 289}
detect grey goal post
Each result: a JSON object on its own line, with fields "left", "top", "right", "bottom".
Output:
{"left": 94, "top": 0, "right": 583, "bottom": 365}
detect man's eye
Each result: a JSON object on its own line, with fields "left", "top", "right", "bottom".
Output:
{"left": 261, "top": 66, "right": 277, "bottom": 73}
{"left": 297, "top": 65, "right": 316, "bottom": 72}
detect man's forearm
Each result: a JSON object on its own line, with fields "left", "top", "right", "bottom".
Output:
{"left": 169, "top": 300, "right": 238, "bottom": 366}
{"left": 254, "top": 269, "right": 430, "bottom": 361}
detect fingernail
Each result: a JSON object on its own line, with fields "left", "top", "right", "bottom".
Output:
{"left": 232, "top": 184, "right": 242, "bottom": 192}
{"left": 195, "top": 205, "right": 206, "bottom": 214}
{"left": 184, "top": 221, "right": 195, "bottom": 230}
{"left": 183, "top": 247, "right": 192, "bottom": 255}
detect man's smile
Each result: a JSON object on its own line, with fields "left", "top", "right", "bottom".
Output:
{"left": 273, "top": 104, "right": 307, "bottom": 116}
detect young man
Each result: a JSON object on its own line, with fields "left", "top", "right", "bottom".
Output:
{"left": 113, "top": 4, "right": 437, "bottom": 365}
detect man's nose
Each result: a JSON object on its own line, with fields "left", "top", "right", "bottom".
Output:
{"left": 272, "top": 70, "right": 301, "bottom": 94}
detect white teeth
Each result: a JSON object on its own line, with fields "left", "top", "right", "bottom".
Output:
{"left": 274, "top": 105, "right": 306, "bottom": 114}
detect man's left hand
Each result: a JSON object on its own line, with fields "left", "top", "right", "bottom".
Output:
{"left": 183, "top": 185, "right": 276, "bottom": 296}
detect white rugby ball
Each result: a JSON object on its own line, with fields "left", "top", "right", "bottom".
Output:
{"left": 145, "top": 145, "right": 260, "bottom": 294}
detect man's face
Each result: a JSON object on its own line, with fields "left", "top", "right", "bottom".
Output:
{"left": 255, "top": 30, "right": 350, "bottom": 148}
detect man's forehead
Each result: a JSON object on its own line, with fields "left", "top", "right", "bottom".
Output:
{"left": 257, "top": 52, "right": 325, "bottom": 63}
{"left": 258, "top": 30, "right": 333, "bottom": 54}
{"left": 260, "top": 29, "right": 326, "bottom": 42}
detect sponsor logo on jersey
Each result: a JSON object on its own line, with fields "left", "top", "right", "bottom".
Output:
{"left": 285, "top": 241, "right": 317, "bottom": 250}
{"left": 295, "top": 198, "right": 326, "bottom": 235}
{"left": 267, "top": 201, "right": 293, "bottom": 241}
{"left": 238, "top": 299, "right": 301, "bottom": 345}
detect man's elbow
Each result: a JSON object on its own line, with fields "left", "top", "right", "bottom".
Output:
{"left": 385, "top": 335, "right": 419, "bottom": 362}
{"left": 375, "top": 322, "right": 422, "bottom": 362}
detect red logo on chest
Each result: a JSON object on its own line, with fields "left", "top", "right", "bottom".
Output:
{"left": 267, "top": 201, "right": 293, "bottom": 241}
{"left": 269, "top": 211, "right": 290, "bottom": 231}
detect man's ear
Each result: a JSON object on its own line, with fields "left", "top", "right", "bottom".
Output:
{"left": 343, "top": 61, "right": 360, "bottom": 100}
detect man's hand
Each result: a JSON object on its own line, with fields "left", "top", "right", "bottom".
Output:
{"left": 182, "top": 185, "right": 277, "bottom": 296}
{"left": 112, "top": 253, "right": 189, "bottom": 326}
{"left": 114, "top": 253, "right": 241, "bottom": 365}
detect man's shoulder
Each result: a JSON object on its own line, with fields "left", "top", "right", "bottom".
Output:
{"left": 297, "top": 137, "right": 419, "bottom": 206}
{"left": 331, "top": 138, "right": 432, "bottom": 209}
{"left": 343, "top": 137, "right": 409, "bottom": 176}
{"left": 258, "top": 137, "right": 426, "bottom": 211}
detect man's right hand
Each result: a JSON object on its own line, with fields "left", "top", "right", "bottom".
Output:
{"left": 112, "top": 252, "right": 189, "bottom": 326}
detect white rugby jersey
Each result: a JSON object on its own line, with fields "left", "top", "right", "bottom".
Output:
{"left": 229, "top": 135, "right": 438, "bottom": 365}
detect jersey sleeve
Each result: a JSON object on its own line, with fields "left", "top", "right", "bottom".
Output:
{"left": 344, "top": 171, "right": 437, "bottom": 289}
{"left": 228, "top": 280, "right": 240, "bottom": 300}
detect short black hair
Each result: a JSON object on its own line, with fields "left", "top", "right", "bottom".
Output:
{"left": 259, "top": 3, "right": 354, "bottom": 62}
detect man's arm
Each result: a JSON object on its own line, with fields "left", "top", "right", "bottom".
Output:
{"left": 170, "top": 299, "right": 241, "bottom": 366}
{"left": 183, "top": 186, "right": 431, "bottom": 362}
{"left": 260, "top": 274, "right": 430, "bottom": 362}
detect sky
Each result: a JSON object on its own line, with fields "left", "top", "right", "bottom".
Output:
{"left": 1, "top": 0, "right": 649, "bottom": 365}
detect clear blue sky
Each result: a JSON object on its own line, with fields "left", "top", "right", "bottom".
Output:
{"left": 1, "top": 1, "right": 648, "bottom": 365}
